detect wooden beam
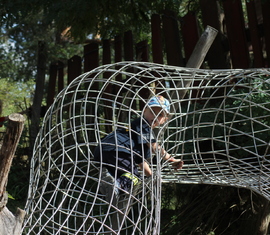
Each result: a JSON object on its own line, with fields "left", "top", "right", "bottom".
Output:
{"left": 186, "top": 25, "right": 218, "bottom": 69}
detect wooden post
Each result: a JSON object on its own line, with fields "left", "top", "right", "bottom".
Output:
{"left": 114, "top": 35, "right": 122, "bottom": 64}
{"left": 0, "top": 113, "right": 26, "bottom": 235}
{"left": 102, "top": 39, "right": 111, "bottom": 65}
{"left": 151, "top": 14, "right": 164, "bottom": 64}
{"left": 30, "top": 41, "right": 46, "bottom": 152}
{"left": 181, "top": 11, "right": 200, "bottom": 63}
{"left": 222, "top": 0, "right": 250, "bottom": 68}
{"left": 46, "top": 63, "right": 57, "bottom": 108}
{"left": 199, "top": 0, "right": 229, "bottom": 69}
{"left": 136, "top": 40, "right": 149, "bottom": 62}
{"left": 124, "top": 31, "right": 134, "bottom": 61}
{"left": 162, "top": 9, "right": 184, "bottom": 67}
{"left": 57, "top": 61, "right": 64, "bottom": 93}
{"left": 245, "top": 0, "right": 264, "bottom": 68}
{"left": 67, "top": 55, "right": 82, "bottom": 85}
{"left": 114, "top": 35, "right": 123, "bottom": 81}
{"left": 261, "top": 1, "right": 270, "bottom": 67}
{"left": 102, "top": 39, "right": 113, "bottom": 133}
{"left": 84, "top": 42, "right": 99, "bottom": 73}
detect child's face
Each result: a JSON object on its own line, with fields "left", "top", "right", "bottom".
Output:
{"left": 143, "top": 107, "right": 168, "bottom": 128}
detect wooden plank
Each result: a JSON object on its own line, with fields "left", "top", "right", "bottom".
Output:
{"left": 200, "top": 0, "right": 229, "bottom": 69}
{"left": 261, "top": 0, "right": 270, "bottom": 67}
{"left": 136, "top": 40, "right": 149, "bottom": 62}
{"left": 31, "top": 41, "right": 46, "bottom": 147}
{"left": 162, "top": 9, "right": 184, "bottom": 66}
{"left": 102, "top": 39, "right": 113, "bottom": 133}
{"left": 67, "top": 55, "right": 81, "bottom": 84}
{"left": 46, "top": 63, "right": 57, "bottom": 108}
{"left": 151, "top": 14, "right": 166, "bottom": 96}
{"left": 124, "top": 31, "right": 134, "bottom": 61}
{"left": 114, "top": 35, "right": 123, "bottom": 81}
{"left": 246, "top": 0, "right": 264, "bottom": 68}
{"left": 186, "top": 26, "right": 218, "bottom": 68}
{"left": 114, "top": 35, "right": 122, "bottom": 63}
{"left": 57, "top": 61, "right": 64, "bottom": 93}
{"left": 181, "top": 12, "right": 203, "bottom": 99}
{"left": 222, "top": 0, "right": 250, "bottom": 68}
{"left": 151, "top": 14, "right": 164, "bottom": 64}
{"left": 102, "top": 39, "right": 111, "bottom": 65}
{"left": 181, "top": 11, "right": 200, "bottom": 63}
{"left": 136, "top": 40, "right": 152, "bottom": 109}
{"left": 84, "top": 42, "right": 99, "bottom": 72}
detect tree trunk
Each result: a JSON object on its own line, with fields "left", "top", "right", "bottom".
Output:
{"left": 0, "top": 113, "right": 26, "bottom": 235}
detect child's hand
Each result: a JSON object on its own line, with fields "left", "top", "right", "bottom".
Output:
{"left": 171, "top": 159, "right": 184, "bottom": 170}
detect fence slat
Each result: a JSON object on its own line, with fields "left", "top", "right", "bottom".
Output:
{"left": 162, "top": 9, "right": 184, "bottom": 66}
{"left": 57, "top": 61, "right": 64, "bottom": 93}
{"left": 102, "top": 39, "right": 113, "bottom": 133}
{"left": 114, "top": 35, "right": 123, "bottom": 81}
{"left": 151, "top": 14, "right": 163, "bottom": 64}
{"left": 181, "top": 12, "right": 200, "bottom": 64}
{"left": 124, "top": 31, "right": 134, "bottom": 61}
{"left": 136, "top": 40, "right": 149, "bottom": 62}
{"left": 200, "top": 0, "right": 229, "bottom": 69}
{"left": 102, "top": 39, "right": 111, "bottom": 65}
{"left": 246, "top": 0, "right": 264, "bottom": 68}
{"left": 222, "top": 0, "right": 250, "bottom": 68}
{"left": 261, "top": 1, "right": 270, "bottom": 67}
{"left": 68, "top": 55, "right": 82, "bottom": 84}
{"left": 84, "top": 42, "right": 99, "bottom": 73}
{"left": 46, "top": 63, "right": 57, "bottom": 108}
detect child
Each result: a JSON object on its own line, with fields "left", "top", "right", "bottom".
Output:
{"left": 94, "top": 95, "right": 183, "bottom": 233}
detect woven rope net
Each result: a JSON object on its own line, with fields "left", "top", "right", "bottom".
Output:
{"left": 23, "top": 62, "right": 270, "bottom": 234}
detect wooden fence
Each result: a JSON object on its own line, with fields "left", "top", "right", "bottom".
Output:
{"left": 46, "top": 0, "right": 270, "bottom": 108}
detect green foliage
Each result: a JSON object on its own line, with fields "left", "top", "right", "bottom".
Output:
{"left": 7, "top": 192, "right": 15, "bottom": 200}
{"left": 0, "top": 0, "right": 201, "bottom": 42}
{"left": 1, "top": 2, "right": 83, "bottom": 83}
{"left": 0, "top": 78, "right": 34, "bottom": 116}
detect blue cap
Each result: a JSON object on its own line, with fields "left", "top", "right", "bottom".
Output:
{"left": 147, "top": 95, "right": 170, "bottom": 114}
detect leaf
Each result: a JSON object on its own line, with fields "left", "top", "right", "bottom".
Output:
{"left": 7, "top": 192, "right": 15, "bottom": 200}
